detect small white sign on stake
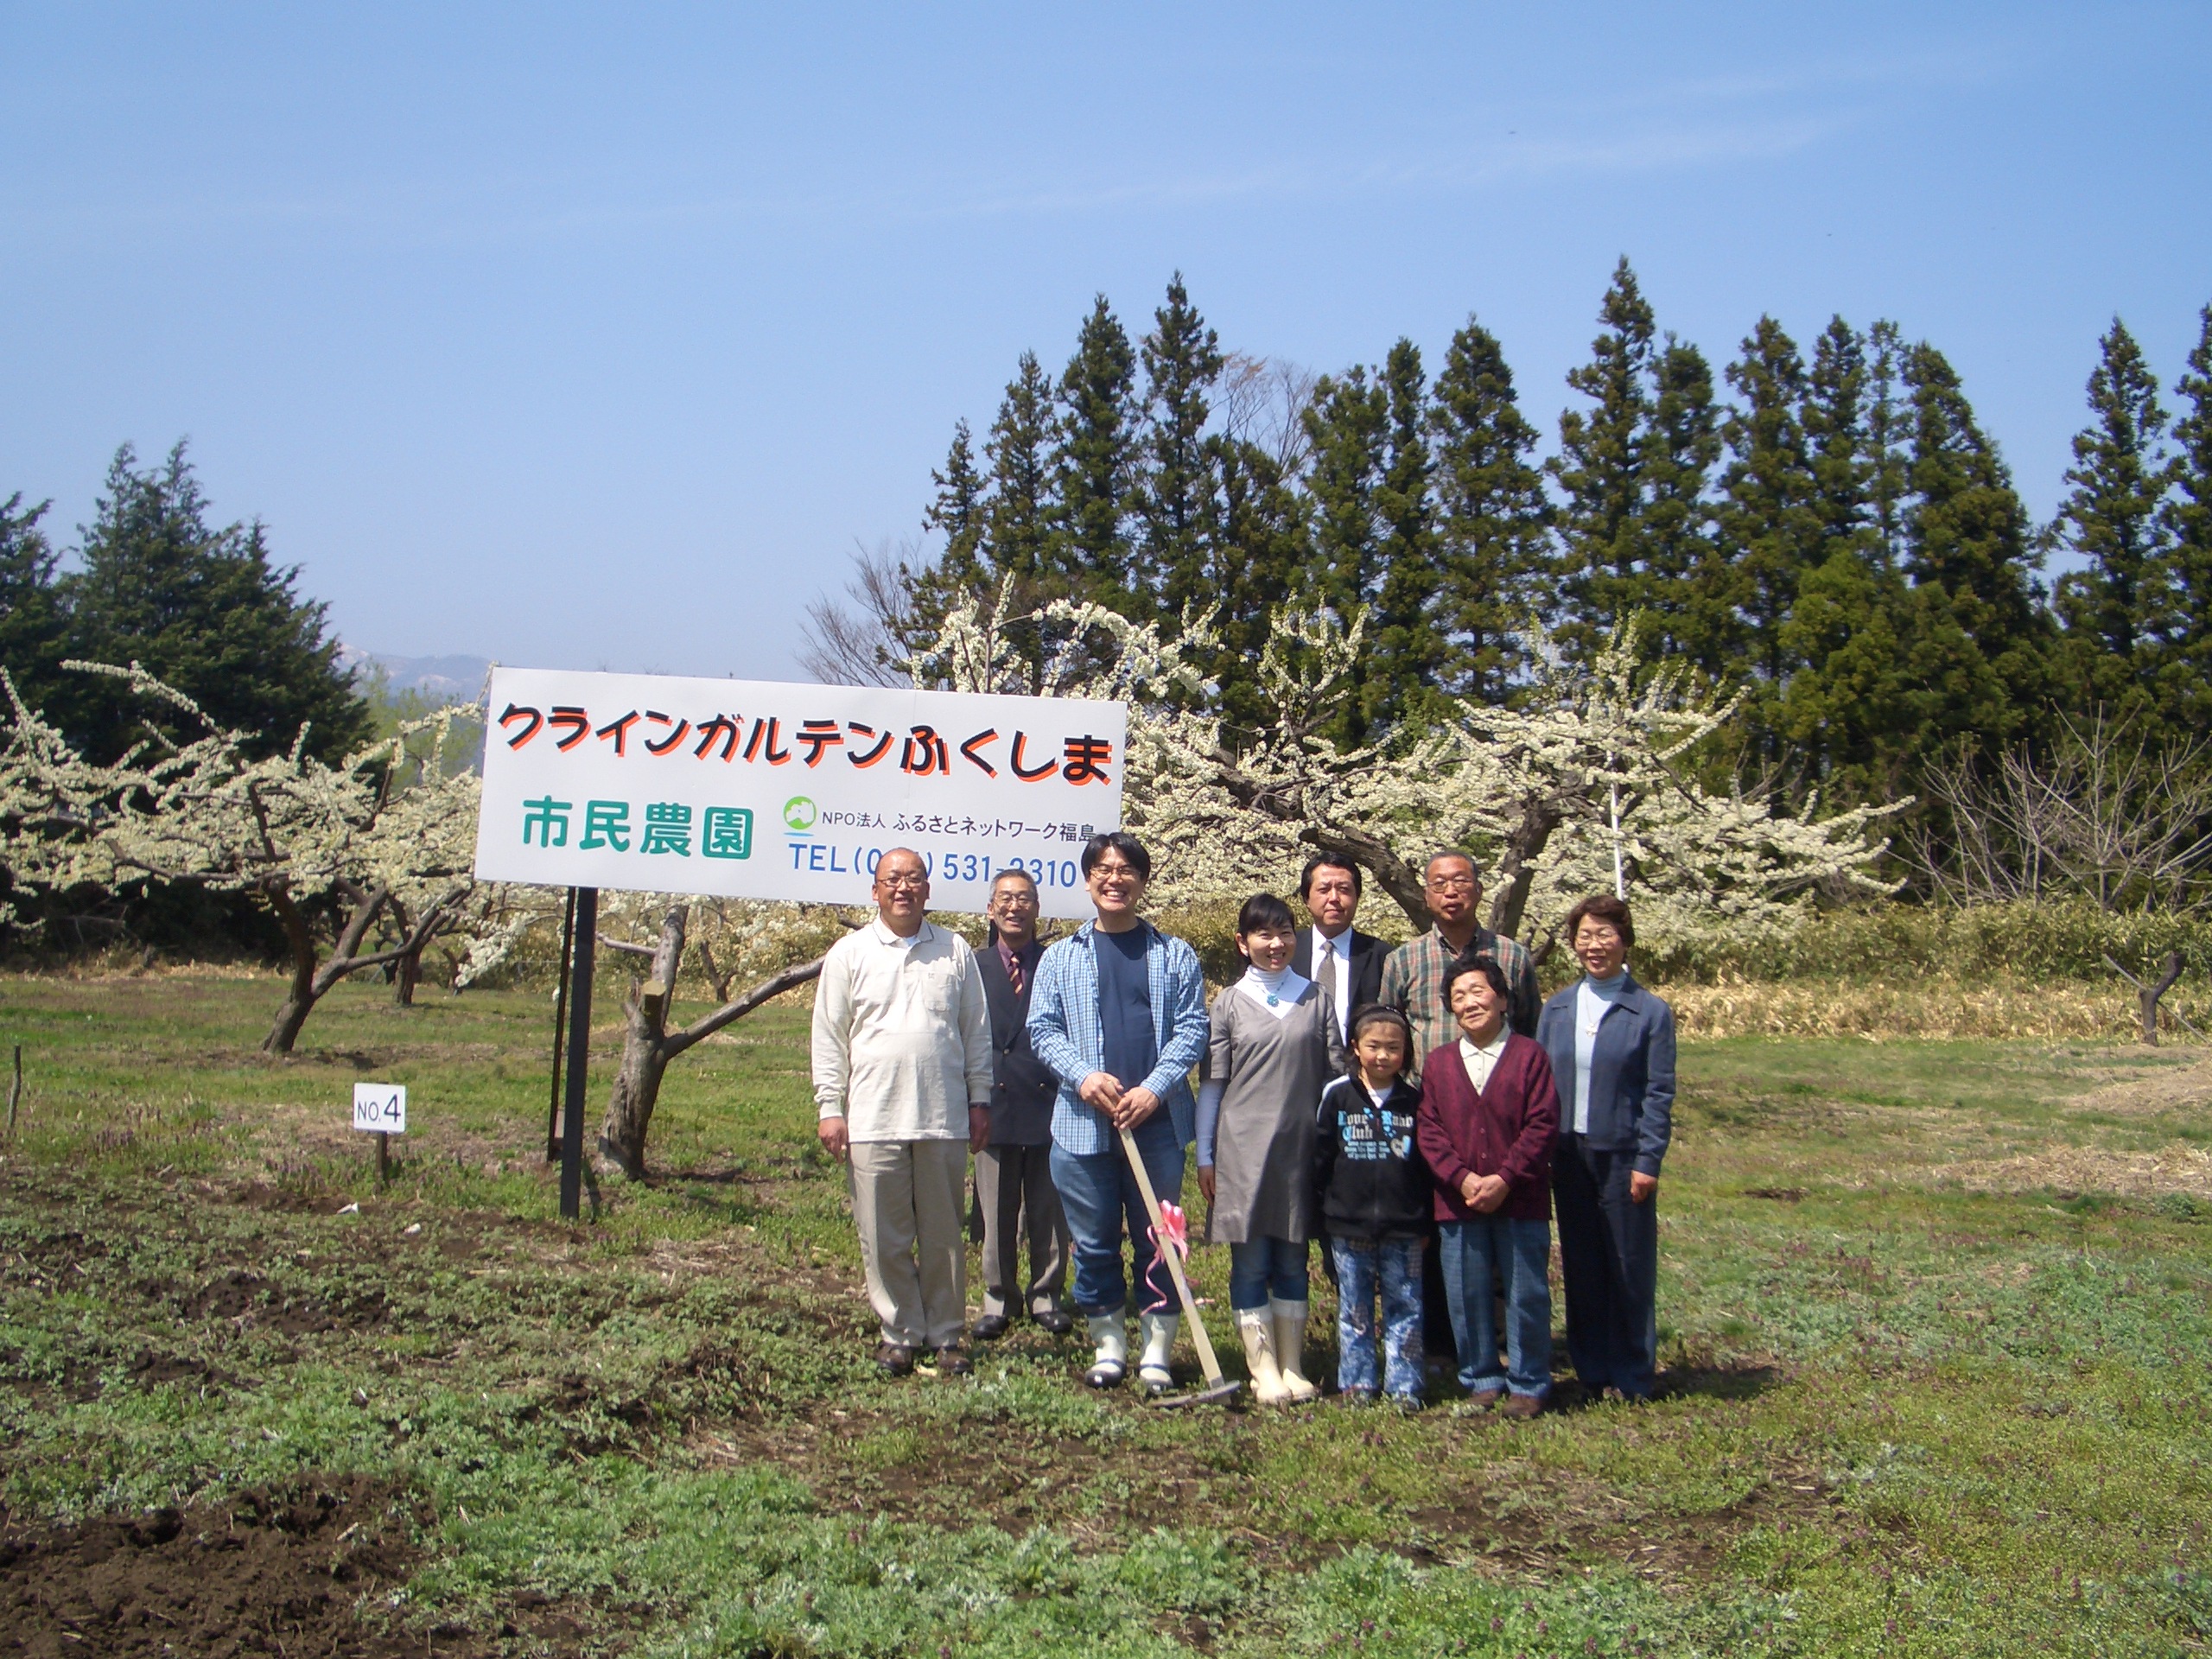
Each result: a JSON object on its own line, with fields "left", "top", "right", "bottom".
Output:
{"left": 352, "top": 1083, "right": 407, "bottom": 1135}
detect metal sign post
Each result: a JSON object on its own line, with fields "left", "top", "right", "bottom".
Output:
{"left": 545, "top": 886, "right": 578, "bottom": 1161}
{"left": 558, "top": 887, "right": 597, "bottom": 1221}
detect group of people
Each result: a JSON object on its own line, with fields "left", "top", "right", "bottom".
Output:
{"left": 808, "top": 831, "right": 1675, "bottom": 1413}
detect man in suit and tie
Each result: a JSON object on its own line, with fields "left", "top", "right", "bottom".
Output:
{"left": 1290, "top": 853, "right": 1385, "bottom": 1044}
{"left": 971, "top": 868, "right": 1074, "bottom": 1339}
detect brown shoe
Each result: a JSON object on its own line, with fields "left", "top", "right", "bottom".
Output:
{"left": 932, "top": 1344, "right": 975, "bottom": 1377}
{"left": 1466, "top": 1387, "right": 1504, "bottom": 1412}
{"left": 874, "top": 1341, "right": 917, "bottom": 1376}
{"left": 1499, "top": 1392, "right": 1544, "bottom": 1420}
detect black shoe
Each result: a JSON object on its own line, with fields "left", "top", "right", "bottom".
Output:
{"left": 1084, "top": 1357, "right": 1126, "bottom": 1389}
{"left": 973, "top": 1314, "right": 1011, "bottom": 1341}
{"left": 1033, "top": 1308, "right": 1074, "bottom": 1335}
{"left": 932, "top": 1344, "right": 975, "bottom": 1377}
{"left": 874, "top": 1341, "right": 917, "bottom": 1376}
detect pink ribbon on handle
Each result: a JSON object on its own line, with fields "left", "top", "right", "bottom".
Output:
{"left": 1154, "top": 1199, "right": 1188, "bottom": 1260}
{"left": 1141, "top": 1199, "right": 1189, "bottom": 1309}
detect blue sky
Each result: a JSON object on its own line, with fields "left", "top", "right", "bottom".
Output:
{"left": 4, "top": 4, "right": 2208, "bottom": 683}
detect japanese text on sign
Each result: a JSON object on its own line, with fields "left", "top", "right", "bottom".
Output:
{"left": 473, "top": 668, "right": 1126, "bottom": 919}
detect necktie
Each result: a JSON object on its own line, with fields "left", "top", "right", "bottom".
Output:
{"left": 1001, "top": 944, "right": 1024, "bottom": 996}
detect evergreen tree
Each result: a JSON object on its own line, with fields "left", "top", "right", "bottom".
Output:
{"left": 2164, "top": 304, "right": 2212, "bottom": 734}
{"left": 1201, "top": 434, "right": 1310, "bottom": 732}
{"left": 1898, "top": 344, "right": 2052, "bottom": 751}
{"left": 1302, "top": 364, "right": 1390, "bottom": 747}
{"left": 1777, "top": 536, "right": 1916, "bottom": 801}
{"left": 0, "top": 493, "right": 67, "bottom": 723}
{"left": 60, "top": 442, "right": 370, "bottom": 765}
{"left": 1136, "top": 274, "right": 1224, "bottom": 621}
{"left": 985, "top": 352, "right": 1056, "bottom": 584}
{"left": 2049, "top": 318, "right": 2177, "bottom": 720}
{"left": 1777, "top": 317, "right": 1916, "bottom": 798}
{"left": 1801, "top": 318, "right": 1871, "bottom": 550}
{"left": 1552, "top": 258, "right": 1657, "bottom": 659}
{"left": 895, "top": 418, "right": 994, "bottom": 658}
{"left": 1719, "top": 317, "right": 1821, "bottom": 697}
{"left": 1053, "top": 296, "right": 1141, "bottom": 613}
{"left": 1429, "top": 315, "right": 1549, "bottom": 703}
{"left": 923, "top": 419, "right": 987, "bottom": 586}
{"left": 1643, "top": 334, "right": 1727, "bottom": 672}
{"left": 1367, "top": 339, "right": 1445, "bottom": 732}
{"left": 1863, "top": 321, "right": 1913, "bottom": 575}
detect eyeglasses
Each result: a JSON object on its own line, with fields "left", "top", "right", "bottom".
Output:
{"left": 877, "top": 874, "right": 928, "bottom": 891}
{"left": 989, "top": 890, "right": 1038, "bottom": 907}
{"left": 1427, "top": 874, "right": 1477, "bottom": 893}
{"left": 1089, "top": 861, "right": 1140, "bottom": 880}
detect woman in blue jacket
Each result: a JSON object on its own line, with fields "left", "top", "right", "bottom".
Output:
{"left": 1536, "top": 893, "right": 1675, "bottom": 1402}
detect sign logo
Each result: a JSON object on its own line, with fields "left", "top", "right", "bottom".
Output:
{"left": 782, "top": 796, "right": 817, "bottom": 831}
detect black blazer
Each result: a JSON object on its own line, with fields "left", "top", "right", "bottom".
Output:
{"left": 976, "top": 938, "right": 1056, "bottom": 1146}
{"left": 1292, "top": 925, "right": 1385, "bottom": 1018}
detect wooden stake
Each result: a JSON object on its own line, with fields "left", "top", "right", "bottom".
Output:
{"left": 376, "top": 1129, "right": 390, "bottom": 1187}
{"left": 6, "top": 1045, "right": 20, "bottom": 1139}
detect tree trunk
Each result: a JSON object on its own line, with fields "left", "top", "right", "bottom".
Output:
{"left": 389, "top": 898, "right": 422, "bottom": 1006}
{"left": 1208, "top": 749, "right": 1430, "bottom": 931}
{"left": 262, "top": 887, "right": 322, "bottom": 1056}
{"left": 599, "top": 906, "right": 689, "bottom": 1179}
{"left": 1487, "top": 791, "right": 1565, "bottom": 943}
{"left": 2141, "top": 950, "right": 2186, "bottom": 1046}
{"left": 598, "top": 928, "right": 830, "bottom": 1181}
{"left": 260, "top": 880, "right": 449, "bottom": 1054}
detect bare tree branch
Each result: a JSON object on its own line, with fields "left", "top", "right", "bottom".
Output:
{"left": 798, "top": 537, "right": 930, "bottom": 687}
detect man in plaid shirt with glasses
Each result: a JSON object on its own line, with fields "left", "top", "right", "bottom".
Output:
{"left": 1379, "top": 851, "right": 1540, "bottom": 1064}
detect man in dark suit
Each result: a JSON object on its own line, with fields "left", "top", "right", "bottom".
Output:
{"left": 972, "top": 868, "right": 1073, "bottom": 1338}
{"left": 1290, "top": 853, "right": 1385, "bottom": 1044}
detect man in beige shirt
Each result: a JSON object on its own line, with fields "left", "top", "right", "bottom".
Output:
{"left": 812, "top": 848, "right": 993, "bottom": 1376}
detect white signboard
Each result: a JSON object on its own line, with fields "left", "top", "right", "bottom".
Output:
{"left": 353, "top": 1083, "right": 407, "bottom": 1134}
{"left": 473, "top": 668, "right": 1126, "bottom": 919}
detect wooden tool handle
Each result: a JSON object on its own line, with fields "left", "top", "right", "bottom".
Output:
{"left": 1118, "top": 1125, "right": 1227, "bottom": 1386}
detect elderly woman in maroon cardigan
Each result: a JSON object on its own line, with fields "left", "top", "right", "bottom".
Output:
{"left": 1414, "top": 954, "right": 1560, "bottom": 1418}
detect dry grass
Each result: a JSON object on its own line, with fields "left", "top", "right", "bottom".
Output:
{"left": 1662, "top": 975, "right": 2209, "bottom": 1042}
{"left": 1939, "top": 1141, "right": 2212, "bottom": 1201}
{"left": 2060, "top": 1055, "right": 2212, "bottom": 1118}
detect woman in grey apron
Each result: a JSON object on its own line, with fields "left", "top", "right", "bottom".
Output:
{"left": 1196, "top": 892, "right": 1345, "bottom": 1403}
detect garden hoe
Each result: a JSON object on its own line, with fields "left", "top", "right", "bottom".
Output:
{"left": 1118, "top": 1124, "right": 1242, "bottom": 1408}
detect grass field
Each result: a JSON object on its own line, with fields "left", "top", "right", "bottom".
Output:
{"left": 3, "top": 968, "right": 2210, "bottom": 1656}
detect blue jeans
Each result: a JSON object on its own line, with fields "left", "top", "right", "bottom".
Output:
{"left": 1332, "top": 1237, "right": 1424, "bottom": 1399}
{"left": 1227, "top": 1235, "right": 1309, "bottom": 1310}
{"left": 1050, "top": 1116, "right": 1185, "bottom": 1317}
{"left": 1438, "top": 1216, "right": 1554, "bottom": 1398}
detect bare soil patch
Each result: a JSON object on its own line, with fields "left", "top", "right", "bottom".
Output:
{"left": 0, "top": 1478, "right": 494, "bottom": 1659}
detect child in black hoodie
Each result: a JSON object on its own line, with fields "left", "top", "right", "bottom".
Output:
{"left": 1313, "top": 1004, "right": 1431, "bottom": 1406}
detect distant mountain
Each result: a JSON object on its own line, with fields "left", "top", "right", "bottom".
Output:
{"left": 338, "top": 647, "right": 493, "bottom": 705}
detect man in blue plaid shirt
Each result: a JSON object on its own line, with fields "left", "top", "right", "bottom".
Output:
{"left": 1027, "top": 831, "right": 1210, "bottom": 1395}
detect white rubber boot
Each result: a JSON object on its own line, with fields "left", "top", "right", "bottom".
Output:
{"left": 1236, "top": 1307, "right": 1289, "bottom": 1406}
{"left": 1138, "top": 1311, "right": 1179, "bottom": 1395}
{"left": 1273, "top": 1297, "right": 1318, "bottom": 1402}
{"left": 1084, "top": 1313, "right": 1128, "bottom": 1389}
